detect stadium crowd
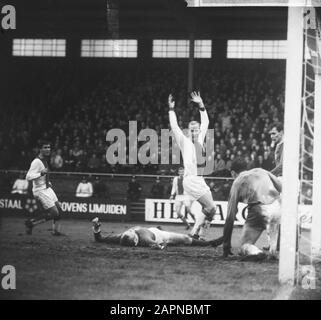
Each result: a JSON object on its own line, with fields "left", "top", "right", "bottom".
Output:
{"left": 0, "top": 61, "right": 287, "bottom": 177}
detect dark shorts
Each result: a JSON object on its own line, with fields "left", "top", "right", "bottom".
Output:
{"left": 245, "top": 203, "right": 269, "bottom": 231}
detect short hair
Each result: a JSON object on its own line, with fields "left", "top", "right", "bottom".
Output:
{"left": 38, "top": 140, "right": 51, "bottom": 149}
{"left": 230, "top": 158, "right": 248, "bottom": 174}
{"left": 269, "top": 122, "right": 283, "bottom": 133}
{"left": 188, "top": 121, "right": 200, "bottom": 128}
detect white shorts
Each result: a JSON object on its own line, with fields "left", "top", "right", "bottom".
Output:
{"left": 148, "top": 227, "right": 190, "bottom": 246}
{"left": 33, "top": 188, "right": 58, "bottom": 210}
{"left": 175, "top": 194, "right": 192, "bottom": 208}
{"left": 261, "top": 198, "right": 281, "bottom": 225}
{"left": 183, "top": 175, "right": 210, "bottom": 201}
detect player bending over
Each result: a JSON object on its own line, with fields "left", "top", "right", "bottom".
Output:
{"left": 168, "top": 92, "right": 216, "bottom": 239}
{"left": 215, "top": 158, "right": 282, "bottom": 261}
{"left": 170, "top": 167, "right": 195, "bottom": 230}
{"left": 91, "top": 218, "right": 219, "bottom": 249}
{"left": 25, "top": 140, "right": 63, "bottom": 235}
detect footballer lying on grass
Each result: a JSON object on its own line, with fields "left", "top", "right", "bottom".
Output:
{"left": 91, "top": 218, "right": 221, "bottom": 249}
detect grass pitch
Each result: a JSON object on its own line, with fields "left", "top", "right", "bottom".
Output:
{"left": 0, "top": 216, "right": 320, "bottom": 300}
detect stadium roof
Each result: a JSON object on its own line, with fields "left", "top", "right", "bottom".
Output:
{"left": 10, "top": 0, "right": 288, "bottom": 39}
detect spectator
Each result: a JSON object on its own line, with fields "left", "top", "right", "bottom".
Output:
{"left": 99, "top": 154, "right": 109, "bottom": 172}
{"left": 221, "top": 179, "right": 233, "bottom": 199}
{"left": 64, "top": 150, "right": 76, "bottom": 171}
{"left": 150, "top": 176, "right": 164, "bottom": 199}
{"left": 257, "top": 155, "right": 264, "bottom": 168}
{"left": 221, "top": 110, "right": 231, "bottom": 132}
{"left": 93, "top": 176, "right": 109, "bottom": 198}
{"left": 247, "top": 152, "right": 257, "bottom": 170}
{"left": 17, "top": 151, "right": 30, "bottom": 170}
{"left": 1, "top": 62, "right": 286, "bottom": 176}
{"left": 219, "top": 139, "right": 227, "bottom": 156}
{"left": 50, "top": 149, "right": 64, "bottom": 171}
{"left": 127, "top": 176, "right": 142, "bottom": 201}
{"left": 76, "top": 150, "right": 89, "bottom": 172}
{"left": 214, "top": 154, "right": 226, "bottom": 175}
{"left": 75, "top": 176, "right": 93, "bottom": 198}
{"left": 87, "top": 154, "right": 101, "bottom": 172}
{"left": 72, "top": 145, "right": 84, "bottom": 160}
{"left": 11, "top": 172, "right": 29, "bottom": 195}
{"left": 209, "top": 181, "right": 225, "bottom": 201}
{"left": 225, "top": 154, "right": 234, "bottom": 172}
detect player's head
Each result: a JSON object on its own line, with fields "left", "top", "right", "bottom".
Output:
{"left": 38, "top": 140, "right": 51, "bottom": 157}
{"left": 230, "top": 158, "right": 247, "bottom": 179}
{"left": 178, "top": 167, "right": 184, "bottom": 176}
{"left": 120, "top": 229, "right": 139, "bottom": 247}
{"left": 269, "top": 123, "right": 283, "bottom": 144}
{"left": 188, "top": 121, "right": 200, "bottom": 140}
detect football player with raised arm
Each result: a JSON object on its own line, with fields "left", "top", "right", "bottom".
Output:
{"left": 168, "top": 92, "right": 216, "bottom": 239}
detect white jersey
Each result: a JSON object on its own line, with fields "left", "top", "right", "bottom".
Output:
{"left": 148, "top": 227, "right": 190, "bottom": 246}
{"left": 76, "top": 182, "right": 93, "bottom": 198}
{"left": 169, "top": 109, "right": 209, "bottom": 177}
{"left": 26, "top": 158, "right": 48, "bottom": 193}
{"left": 11, "top": 179, "right": 29, "bottom": 194}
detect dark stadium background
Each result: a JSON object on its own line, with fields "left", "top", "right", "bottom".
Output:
{"left": 0, "top": 1, "right": 293, "bottom": 209}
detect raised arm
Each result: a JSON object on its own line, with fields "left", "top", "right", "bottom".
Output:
{"left": 222, "top": 181, "right": 240, "bottom": 257}
{"left": 94, "top": 232, "right": 123, "bottom": 244}
{"left": 191, "top": 91, "right": 209, "bottom": 144}
{"left": 26, "top": 159, "right": 46, "bottom": 181}
{"left": 168, "top": 94, "right": 185, "bottom": 149}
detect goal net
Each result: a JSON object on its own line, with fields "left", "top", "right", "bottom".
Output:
{"left": 294, "top": 6, "right": 321, "bottom": 288}
{"left": 279, "top": 5, "right": 321, "bottom": 287}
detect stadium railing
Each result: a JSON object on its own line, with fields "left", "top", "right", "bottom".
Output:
{"left": 0, "top": 169, "right": 233, "bottom": 200}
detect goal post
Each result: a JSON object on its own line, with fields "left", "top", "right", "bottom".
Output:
{"left": 278, "top": 6, "right": 304, "bottom": 285}
{"left": 311, "top": 72, "right": 321, "bottom": 258}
